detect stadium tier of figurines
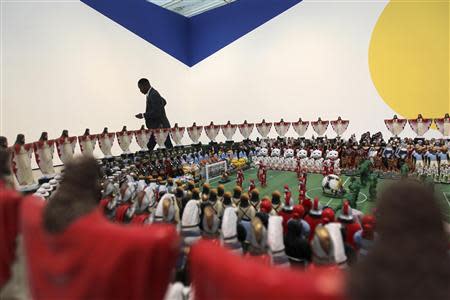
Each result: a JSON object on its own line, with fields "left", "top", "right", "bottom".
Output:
{"left": 5, "top": 115, "right": 450, "bottom": 199}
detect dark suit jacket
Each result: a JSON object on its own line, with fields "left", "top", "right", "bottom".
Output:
{"left": 144, "top": 88, "right": 171, "bottom": 129}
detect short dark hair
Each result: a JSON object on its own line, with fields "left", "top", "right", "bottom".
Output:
{"left": 348, "top": 180, "right": 450, "bottom": 300}
{"left": 138, "top": 78, "right": 150, "bottom": 86}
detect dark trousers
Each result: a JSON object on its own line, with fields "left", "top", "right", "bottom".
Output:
{"left": 147, "top": 132, "right": 173, "bottom": 150}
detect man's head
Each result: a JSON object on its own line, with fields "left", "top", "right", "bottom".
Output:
{"left": 138, "top": 78, "right": 151, "bottom": 95}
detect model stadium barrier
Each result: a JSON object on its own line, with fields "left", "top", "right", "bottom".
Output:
{"left": 8, "top": 115, "right": 450, "bottom": 187}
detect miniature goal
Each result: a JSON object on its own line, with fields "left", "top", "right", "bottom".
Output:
{"left": 205, "top": 160, "right": 228, "bottom": 182}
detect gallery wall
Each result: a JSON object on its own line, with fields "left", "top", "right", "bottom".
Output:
{"left": 1, "top": 0, "right": 448, "bottom": 165}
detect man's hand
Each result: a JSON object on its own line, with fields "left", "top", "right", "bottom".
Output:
{"left": 135, "top": 113, "right": 144, "bottom": 119}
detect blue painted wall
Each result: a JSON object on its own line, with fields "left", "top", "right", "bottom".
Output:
{"left": 81, "top": 0, "right": 302, "bottom": 66}
{"left": 190, "top": 0, "right": 302, "bottom": 66}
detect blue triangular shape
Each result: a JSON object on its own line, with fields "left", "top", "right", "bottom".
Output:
{"left": 81, "top": 0, "right": 303, "bottom": 67}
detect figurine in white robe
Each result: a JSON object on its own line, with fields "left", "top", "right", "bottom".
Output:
{"left": 11, "top": 134, "right": 35, "bottom": 186}
{"left": 33, "top": 132, "right": 55, "bottom": 176}
{"left": 434, "top": 113, "right": 450, "bottom": 138}
{"left": 116, "top": 126, "right": 133, "bottom": 154}
{"left": 97, "top": 127, "right": 115, "bottom": 158}
{"left": 256, "top": 119, "right": 272, "bottom": 139}
{"left": 134, "top": 125, "right": 151, "bottom": 151}
{"left": 55, "top": 130, "right": 77, "bottom": 164}
{"left": 78, "top": 129, "right": 97, "bottom": 157}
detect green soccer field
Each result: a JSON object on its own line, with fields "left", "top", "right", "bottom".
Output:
{"left": 209, "top": 168, "right": 450, "bottom": 223}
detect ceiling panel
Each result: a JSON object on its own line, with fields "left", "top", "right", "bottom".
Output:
{"left": 148, "top": 0, "right": 237, "bottom": 18}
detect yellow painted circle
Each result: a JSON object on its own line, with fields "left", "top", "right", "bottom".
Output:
{"left": 369, "top": 0, "right": 449, "bottom": 119}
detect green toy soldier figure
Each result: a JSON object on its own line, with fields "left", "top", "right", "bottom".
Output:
{"left": 348, "top": 176, "right": 361, "bottom": 208}
{"left": 368, "top": 174, "right": 378, "bottom": 201}
{"left": 358, "top": 159, "right": 372, "bottom": 187}
{"left": 400, "top": 161, "right": 409, "bottom": 179}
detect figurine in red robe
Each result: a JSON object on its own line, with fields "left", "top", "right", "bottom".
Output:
{"left": 257, "top": 163, "right": 267, "bottom": 187}
{"left": 236, "top": 169, "right": 244, "bottom": 187}
{"left": 190, "top": 240, "right": 344, "bottom": 300}
{"left": 338, "top": 200, "right": 362, "bottom": 249}
{"left": 248, "top": 179, "right": 256, "bottom": 194}
{"left": 21, "top": 157, "right": 179, "bottom": 300}
{"left": 304, "top": 198, "right": 323, "bottom": 241}
{"left": 0, "top": 150, "right": 23, "bottom": 294}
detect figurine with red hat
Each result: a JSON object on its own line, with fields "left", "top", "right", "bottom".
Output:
{"left": 259, "top": 197, "right": 272, "bottom": 215}
{"left": 236, "top": 169, "right": 244, "bottom": 187}
{"left": 298, "top": 177, "right": 306, "bottom": 192}
{"left": 353, "top": 214, "right": 376, "bottom": 259}
{"left": 283, "top": 185, "right": 292, "bottom": 206}
{"left": 321, "top": 207, "right": 336, "bottom": 225}
{"left": 338, "top": 200, "right": 362, "bottom": 249}
{"left": 301, "top": 197, "right": 312, "bottom": 215}
{"left": 257, "top": 162, "right": 267, "bottom": 187}
{"left": 278, "top": 186, "right": 294, "bottom": 233}
{"left": 304, "top": 197, "right": 323, "bottom": 241}
{"left": 289, "top": 204, "right": 311, "bottom": 239}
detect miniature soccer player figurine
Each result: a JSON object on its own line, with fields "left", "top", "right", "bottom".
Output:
{"left": 248, "top": 179, "right": 256, "bottom": 194}
{"left": 11, "top": 134, "right": 35, "bottom": 186}
{"left": 283, "top": 185, "right": 292, "bottom": 207}
{"left": 78, "top": 129, "right": 97, "bottom": 157}
{"left": 258, "top": 162, "right": 267, "bottom": 187}
{"left": 236, "top": 169, "right": 244, "bottom": 187}
{"left": 55, "top": 130, "right": 77, "bottom": 164}
{"left": 33, "top": 132, "right": 55, "bottom": 176}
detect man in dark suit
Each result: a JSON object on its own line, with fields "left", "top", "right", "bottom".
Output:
{"left": 135, "top": 78, "right": 173, "bottom": 150}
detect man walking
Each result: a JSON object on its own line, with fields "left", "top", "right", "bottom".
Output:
{"left": 135, "top": 78, "right": 173, "bottom": 150}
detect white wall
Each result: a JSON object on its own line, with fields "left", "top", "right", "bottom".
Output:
{"left": 1, "top": 0, "right": 440, "bottom": 166}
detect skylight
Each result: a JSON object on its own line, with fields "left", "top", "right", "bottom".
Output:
{"left": 148, "top": 0, "right": 237, "bottom": 18}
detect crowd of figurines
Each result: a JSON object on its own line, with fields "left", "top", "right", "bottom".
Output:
{"left": 12, "top": 125, "right": 446, "bottom": 293}
{"left": 7, "top": 114, "right": 450, "bottom": 188}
